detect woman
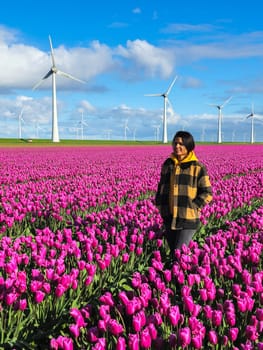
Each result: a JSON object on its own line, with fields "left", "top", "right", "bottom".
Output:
{"left": 155, "top": 131, "right": 213, "bottom": 258}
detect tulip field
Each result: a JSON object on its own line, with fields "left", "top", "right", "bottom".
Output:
{"left": 0, "top": 143, "right": 263, "bottom": 350}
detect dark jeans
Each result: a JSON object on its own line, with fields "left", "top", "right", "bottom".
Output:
{"left": 164, "top": 220, "right": 196, "bottom": 258}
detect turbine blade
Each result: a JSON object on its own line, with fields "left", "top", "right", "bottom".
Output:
{"left": 144, "top": 93, "right": 163, "bottom": 97}
{"left": 167, "top": 97, "right": 175, "bottom": 115}
{"left": 207, "top": 103, "right": 219, "bottom": 108}
{"left": 57, "top": 70, "right": 86, "bottom": 84}
{"left": 33, "top": 70, "right": 53, "bottom": 90}
{"left": 221, "top": 96, "right": 233, "bottom": 108}
{"left": 19, "top": 107, "right": 24, "bottom": 117}
{"left": 251, "top": 102, "right": 254, "bottom": 115}
{"left": 166, "top": 75, "right": 178, "bottom": 95}
{"left": 49, "top": 35, "right": 56, "bottom": 67}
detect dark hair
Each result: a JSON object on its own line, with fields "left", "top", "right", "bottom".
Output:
{"left": 172, "top": 131, "right": 195, "bottom": 152}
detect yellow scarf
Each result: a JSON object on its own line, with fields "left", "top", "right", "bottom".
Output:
{"left": 170, "top": 150, "right": 198, "bottom": 164}
{"left": 169, "top": 151, "right": 198, "bottom": 215}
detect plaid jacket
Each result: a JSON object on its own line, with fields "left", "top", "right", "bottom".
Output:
{"left": 155, "top": 151, "right": 213, "bottom": 230}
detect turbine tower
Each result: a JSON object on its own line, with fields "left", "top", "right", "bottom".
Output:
{"left": 246, "top": 103, "right": 255, "bottom": 144}
{"left": 18, "top": 107, "right": 25, "bottom": 139}
{"left": 79, "top": 110, "right": 88, "bottom": 140}
{"left": 209, "top": 96, "right": 232, "bottom": 144}
{"left": 145, "top": 75, "right": 177, "bottom": 144}
{"left": 124, "top": 119, "right": 129, "bottom": 141}
{"left": 33, "top": 35, "right": 85, "bottom": 142}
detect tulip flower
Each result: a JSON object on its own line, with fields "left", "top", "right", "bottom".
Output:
{"left": 69, "top": 324, "right": 80, "bottom": 338}
{"left": 245, "top": 325, "right": 258, "bottom": 341}
{"left": 116, "top": 337, "right": 126, "bottom": 350}
{"left": 191, "top": 333, "right": 203, "bottom": 349}
{"left": 99, "top": 291, "right": 115, "bottom": 306}
{"left": 208, "top": 330, "right": 218, "bottom": 345}
{"left": 212, "top": 309, "right": 222, "bottom": 327}
{"left": 92, "top": 338, "right": 106, "bottom": 350}
{"left": 168, "top": 305, "right": 180, "bottom": 327}
{"left": 107, "top": 319, "right": 124, "bottom": 335}
{"left": 122, "top": 253, "right": 129, "bottom": 263}
{"left": 168, "top": 334, "right": 177, "bottom": 347}
{"left": 128, "top": 333, "right": 139, "bottom": 350}
{"left": 203, "top": 305, "right": 212, "bottom": 319}
{"left": 256, "top": 308, "right": 263, "bottom": 321}
{"left": 87, "top": 327, "right": 99, "bottom": 342}
{"left": 228, "top": 327, "right": 239, "bottom": 342}
{"left": 178, "top": 327, "right": 191, "bottom": 347}
{"left": 183, "top": 295, "right": 194, "bottom": 313}
{"left": 35, "top": 290, "right": 45, "bottom": 303}
{"left": 140, "top": 327, "right": 152, "bottom": 349}
{"left": 147, "top": 323, "right": 157, "bottom": 340}
{"left": 226, "top": 311, "right": 236, "bottom": 327}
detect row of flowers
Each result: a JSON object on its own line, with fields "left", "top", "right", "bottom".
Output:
{"left": 0, "top": 144, "right": 262, "bottom": 349}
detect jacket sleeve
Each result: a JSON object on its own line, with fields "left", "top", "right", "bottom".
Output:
{"left": 193, "top": 164, "right": 213, "bottom": 208}
{"left": 155, "top": 159, "right": 173, "bottom": 218}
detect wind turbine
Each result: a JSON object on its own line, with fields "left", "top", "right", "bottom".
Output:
{"left": 145, "top": 75, "right": 177, "bottom": 144}
{"left": 18, "top": 107, "right": 25, "bottom": 139}
{"left": 153, "top": 124, "right": 161, "bottom": 142}
{"left": 246, "top": 103, "right": 255, "bottom": 144}
{"left": 79, "top": 110, "right": 88, "bottom": 140}
{"left": 131, "top": 127, "right": 137, "bottom": 141}
{"left": 35, "top": 121, "right": 45, "bottom": 139}
{"left": 209, "top": 96, "right": 232, "bottom": 144}
{"left": 124, "top": 119, "right": 129, "bottom": 141}
{"left": 104, "top": 129, "right": 112, "bottom": 140}
{"left": 33, "top": 35, "right": 85, "bottom": 143}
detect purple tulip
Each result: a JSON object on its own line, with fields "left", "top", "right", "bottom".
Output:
{"left": 131, "top": 272, "right": 142, "bottom": 288}
{"left": 99, "top": 304, "right": 110, "bottom": 320}
{"left": 168, "top": 305, "right": 180, "bottom": 326}
{"left": 178, "top": 327, "right": 191, "bottom": 347}
{"left": 148, "top": 267, "right": 157, "bottom": 282}
{"left": 35, "top": 290, "right": 45, "bottom": 303}
{"left": 69, "top": 323, "right": 80, "bottom": 338}
{"left": 228, "top": 327, "right": 239, "bottom": 341}
{"left": 122, "top": 253, "right": 129, "bottom": 263}
{"left": 140, "top": 327, "right": 152, "bottom": 349}
{"left": 5, "top": 292, "right": 17, "bottom": 305}
{"left": 87, "top": 327, "right": 99, "bottom": 342}
{"left": 133, "top": 312, "right": 145, "bottom": 332}
{"left": 212, "top": 309, "right": 222, "bottom": 327}
{"left": 199, "top": 289, "right": 208, "bottom": 302}
{"left": 99, "top": 291, "right": 115, "bottom": 306}
{"left": 183, "top": 295, "right": 194, "bottom": 313}
{"left": 107, "top": 319, "right": 124, "bottom": 335}
{"left": 128, "top": 333, "right": 139, "bottom": 350}
{"left": 116, "top": 336, "right": 126, "bottom": 350}
{"left": 147, "top": 323, "right": 157, "bottom": 340}
{"left": 203, "top": 305, "right": 212, "bottom": 319}
{"left": 168, "top": 334, "right": 177, "bottom": 347}
{"left": 98, "top": 319, "right": 107, "bottom": 332}
{"left": 191, "top": 334, "right": 203, "bottom": 349}
{"left": 92, "top": 338, "right": 106, "bottom": 350}
{"left": 17, "top": 298, "right": 27, "bottom": 311}
{"left": 208, "top": 330, "right": 218, "bottom": 345}
{"left": 256, "top": 308, "right": 263, "bottom": 321}
{"left": 226, "top": 311, "right": 236, "bottom": 326}
{"left": 245, "top": 325, "right": 258, "bottom": 341}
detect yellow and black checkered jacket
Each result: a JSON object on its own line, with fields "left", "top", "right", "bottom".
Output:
{"left": 155, "top": 151, "right": 213, "bottom": 230}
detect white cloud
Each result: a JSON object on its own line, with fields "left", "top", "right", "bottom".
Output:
{"left": 132, "top": 8, "right": 141, "bottom": 14}
{"left": 116, "top": 40, "right": 175, "bottom": 78}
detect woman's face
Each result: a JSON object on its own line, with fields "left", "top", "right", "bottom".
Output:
{"left": 172, "top": 137, "right": 188, "bottom": 159}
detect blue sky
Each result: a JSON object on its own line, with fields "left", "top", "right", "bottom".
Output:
{"left": 0, "top": 0, "right": 263, "bottom": 142}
